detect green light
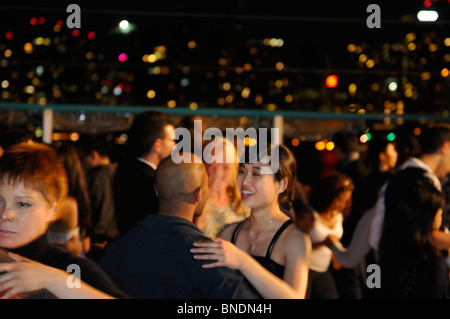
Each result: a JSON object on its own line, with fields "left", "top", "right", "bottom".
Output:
{"left": 387, "top": 132, "right": 396, "bottom": 141}
{"left": 365, "top": 132, "right": 372, "bottom": 141}
{"left": 35, "top": 127, "right": 43, "bottom": 138}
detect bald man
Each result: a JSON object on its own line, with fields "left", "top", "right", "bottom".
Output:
{"left": 99, "top": 154, "right": 259, "bottom": 299}
{"left": 154, "top": 153, "right": 210, "bottom": 222}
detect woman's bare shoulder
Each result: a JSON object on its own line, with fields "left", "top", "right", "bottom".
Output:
{"left": 283, "top": 222, "right": 312, "bottom": 251}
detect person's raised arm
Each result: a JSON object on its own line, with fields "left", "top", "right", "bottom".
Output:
{"left": 327, "top": 207, "right": 375, "bottom": 268}
{"left": 191, "top": 227, "right": 311, "bottom": 299}
{"left": 430, "top": 229, "right": 450, "bottom": 250}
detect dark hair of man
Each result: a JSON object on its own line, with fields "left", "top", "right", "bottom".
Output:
{"left": 127, "top": 111, "right": 172, "bottom": 158}
{"left": 76, "top": 134, "right": 110, "bottom": 158}
{"left": 418, "top": 123, "right": 450, "bottom": 155}
{"left": 332, "top": 130, "right": 359, "bottom": 154}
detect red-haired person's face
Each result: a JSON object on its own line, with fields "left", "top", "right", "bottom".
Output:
{"left": 0, "top": 181, "right": 55, "bottom": 249}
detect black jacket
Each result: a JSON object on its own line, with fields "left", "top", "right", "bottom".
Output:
{"left": 9, "top": 234, "right": 129, "bottom": 299}
{"left": 100, "top": 214, "right": 260, "bottom": 299}
{"left": 113, "top": 157, "right": 159, "bottom": 235}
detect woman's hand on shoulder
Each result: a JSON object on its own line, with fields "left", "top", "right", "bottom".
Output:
{"left": 190, "top": 237, "right": 247, "bottom": 270}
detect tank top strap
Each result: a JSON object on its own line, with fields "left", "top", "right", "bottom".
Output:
{"left": 265, "top": 219, "right": 293, "bottom": 258}
{"left": 230, "top": 219, "right": 247, "bottom": 244}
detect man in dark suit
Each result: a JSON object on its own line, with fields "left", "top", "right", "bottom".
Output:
{"left": 113, "top": 111, "right": 175, "bottom": 235}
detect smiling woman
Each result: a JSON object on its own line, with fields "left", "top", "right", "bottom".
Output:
{"left": 191, "top": 143, "right": 312, "bottom": 299}
{"left": 0, "top": 142, "right": 129, "bottom": 299}
{"left": 305, "top": 173, "right": 354, "bottom": 299}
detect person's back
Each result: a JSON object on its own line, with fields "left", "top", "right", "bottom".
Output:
{"left": 100, "top": 214, "right": 257, "bottom": 298}
{"left": 113, "top": 111, "right": 175, "bottom": 235}
{"left": 100, "top": 153, "right": 259, "bottom": 299}
{"left": 76, "top": 135, "right": 119, "bottom": 256}
{"left": 378, "top": 167, "right": 449, "bottom": 299}
{"left": 370, "top": 123, "right": 450, "bottom": 252}
{"left": 113, "top": 155, "right": 158, "bottom": 234}
{"left": 86, "top": 162, "right": 119, "bottom": 241}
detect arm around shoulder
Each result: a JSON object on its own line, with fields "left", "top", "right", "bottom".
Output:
{"left": 0, "top": 253, "right": 116, "bottom": 299}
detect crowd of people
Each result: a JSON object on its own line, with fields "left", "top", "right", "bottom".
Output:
{"left": 0, "top": 112, "right": 449, "bottom": 299}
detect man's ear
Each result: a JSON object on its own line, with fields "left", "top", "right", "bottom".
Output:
{"left": 195, "top": 186, "right": 202, "bottom": 204}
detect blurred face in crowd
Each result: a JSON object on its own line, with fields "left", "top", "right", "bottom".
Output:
{"left": 159, "top": 124, "right": 176, "bottom": 160}
{"left": 381, "top": 142, "right": 398, "bottom": 170}
{"left": 436, "top": 141, "right": 450, "bottom": 178}
{"left": 204, "top": 137, "right": 239, "bottom": 187}
{"left": 207, "top": 162, "right": 237, "bottom": 185}
{"left": 330, "top": 189, "right": 353, "bottom": 213}
{"left": 0, "top": 181, "right": 55, "bottom": 249}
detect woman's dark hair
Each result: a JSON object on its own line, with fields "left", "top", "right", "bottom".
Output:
{"left": 309, "top": 173, "right": 354, "bottom": 214}
{"left": 127, "top": 111, "right": 173, "bottom": 158}
{"left": 378, "top": 167, "right": 445, "bottom": 298}
{"left": 53, "top": 141, "right": 93, "bottom": 233}
{"left": 241, "top": 143, "right": 298, "bottom": 215}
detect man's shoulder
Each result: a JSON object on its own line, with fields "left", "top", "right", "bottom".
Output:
{"left": 100, "top": 215, "right": 209, "bottom": 266}
{"left": 88, "top": 164, "right": 115, "bottom": 180}
{"left": 117, "top": 158, "right": 154, "bottom": 172}
{"left": 114, "top": 159, "right": 155, "bottom": 186}
{"left": 130, "top": 215, "right": 209, "bottom": 242}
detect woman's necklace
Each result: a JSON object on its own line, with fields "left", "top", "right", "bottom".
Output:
{"left": 248, "top": 212, "right": 279, "bottom": 252}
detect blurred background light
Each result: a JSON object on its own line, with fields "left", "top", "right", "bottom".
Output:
{"left": 388, "top": 81, "right": 398, "bottom": 92}
{"left": 117, "top": 19, "right": 136, "bottom": 34}
{"left": 119, "top": 20, "right": 129, "bottom": 30}
{"left": 325, "top": 75, "right": 338, "bottom": 88}
{"left": 417, "top": 10, "right": 439, "bottom": 22}
{"left": 118, "top": 53, "right": 127, "bottom": 62}
{"left": 387, "top": 132, "right": 396, "bottom": 141}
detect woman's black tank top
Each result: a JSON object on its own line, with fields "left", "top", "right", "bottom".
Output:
{"left": 231, "top": 219, "right": 293, "bottom": 279}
